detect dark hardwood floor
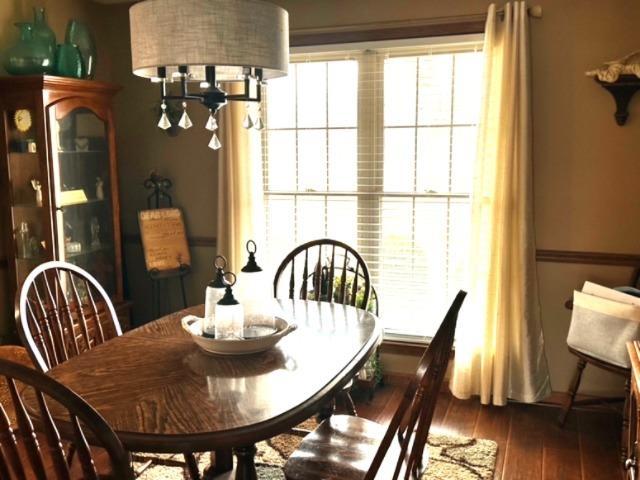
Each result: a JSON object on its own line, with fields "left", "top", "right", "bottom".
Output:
{"left": 354, "top": 385, "right": 624, "bottom": 480}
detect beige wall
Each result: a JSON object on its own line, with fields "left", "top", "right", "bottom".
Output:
{"left": 2, "top": 0, "right": 639, "bottom": 397}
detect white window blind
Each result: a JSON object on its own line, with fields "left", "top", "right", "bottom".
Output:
{"left": 259, "top": 35, "right": 484, "bottom": 339}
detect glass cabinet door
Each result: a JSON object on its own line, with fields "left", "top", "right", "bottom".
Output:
{"left": 48, "top": 104, "right": 116, "bottom": 295}
{"left": 4, "top": 106, "right": 51, "bottom": 287}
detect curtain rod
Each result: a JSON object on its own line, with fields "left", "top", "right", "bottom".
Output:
{"left": 290, "top": 5, "right": 543, "bottom": 36}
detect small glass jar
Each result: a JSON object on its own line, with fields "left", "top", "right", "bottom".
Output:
{"left": 239, "top": 240, "right": 273, "bottom": 328}
{"left": 215, "top": 272, "right": 244, "bottom": 340}
{"left": 203, "top": 255, "right": 227, "bottom": 337}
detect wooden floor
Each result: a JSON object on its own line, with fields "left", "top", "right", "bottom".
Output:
{"left": 354, "top": 385, "right": 625, "bottom": 480}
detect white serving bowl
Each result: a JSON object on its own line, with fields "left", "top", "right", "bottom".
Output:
{"left": 181, "top": 315, "right": 297, "bottom": 356}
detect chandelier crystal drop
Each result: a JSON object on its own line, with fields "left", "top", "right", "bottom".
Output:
{"left": 157, "top": 101, "right": 171, "bottom": 130}
{"left": 205, "top": 110, "right": 218, "bottom": 131}
{"left": 178, "top": 102, "right": 193, "bottom": 129}
{"left": 208, "top": 132, "right": 222, "bottom": 150}
{"left": 242, "top": 107, "right": 254, "bottom": 130}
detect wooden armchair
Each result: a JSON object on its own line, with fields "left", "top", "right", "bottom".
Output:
{"left": 274, "top": 239, "right": 372, "bottom": 416}
{"left": 283, "top": 290, "right": 466, "bottom": 480}
{"left": 0, "top": 357, "right": 134, "bottom": 479}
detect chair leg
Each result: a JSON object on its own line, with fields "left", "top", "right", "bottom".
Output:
{"left": 343, "top": 391, "right": 357, "bottom": 416}
{"left": 317, "top": 398, "right": 336, "bottom": 422}
{"left": 184, "top": 453, "right": 201, "bottom": 480}
{"left": 558, "top": 358, "right": 587, "bottom": 426}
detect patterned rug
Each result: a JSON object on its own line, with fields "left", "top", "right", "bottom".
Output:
{"left": 135, "top": 424, "right": 498, "bottom": 480}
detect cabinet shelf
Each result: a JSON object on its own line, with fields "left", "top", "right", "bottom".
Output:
{"left": 57, "top": 150, "right": 107, "bottom": 155}
{"left": 66, "top": 244, "right": 113, "bottom": 259}
{"left": 60, "top": 198, "right": 107, "bottom": 208}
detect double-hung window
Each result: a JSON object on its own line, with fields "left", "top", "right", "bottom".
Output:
{"left": 259, "top": 35, "right": 484, "bottom": 339}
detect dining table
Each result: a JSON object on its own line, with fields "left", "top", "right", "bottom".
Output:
{"left": 45, "top": 299, "right": 382, "bottom": 479}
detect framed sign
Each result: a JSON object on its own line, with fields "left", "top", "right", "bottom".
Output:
{"left": 138, "top": 208, "right": 191, "bottom": 272}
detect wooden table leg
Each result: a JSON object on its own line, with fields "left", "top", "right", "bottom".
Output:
{"left": 233, "top": 445, "right": 257, "bottom": 480}
{"left": 203, "top": 449, "right": 234, "bottom": 479}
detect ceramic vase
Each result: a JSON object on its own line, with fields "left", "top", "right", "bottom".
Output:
{"left": 65, "top": 20, "right": 96, "bottom": 78}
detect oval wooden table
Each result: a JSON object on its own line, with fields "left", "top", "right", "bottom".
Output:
{"left": 46, "top": 299, "right": 381, "bottom": 479}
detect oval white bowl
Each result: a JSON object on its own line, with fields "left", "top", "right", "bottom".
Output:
{"left": 181, "top": 315, "right": 297, "bottom": 356}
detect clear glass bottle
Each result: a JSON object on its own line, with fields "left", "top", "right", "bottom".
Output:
{"left": 17, "top": 222, "right": 30, "bottom": 259}
{"left": 215, "top": 273, "right": 244, "bottom": 340}
{"left": 203, "top": 255, "right": 227, "bottom": 337}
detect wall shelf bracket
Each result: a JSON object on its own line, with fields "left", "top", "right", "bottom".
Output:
{"left": 596, "top": 75, "right": 640, "bottom": 126}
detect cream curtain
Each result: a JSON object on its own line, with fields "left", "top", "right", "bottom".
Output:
{"left": 450, "top": 2, "right": 551, "bottom": 406}
{"left": 216, "top": 83, "right": 265, "bottom": 273}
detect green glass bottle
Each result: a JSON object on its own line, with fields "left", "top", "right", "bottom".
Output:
{"left": 31, "top": 7, "right": 56, "bottom": 71}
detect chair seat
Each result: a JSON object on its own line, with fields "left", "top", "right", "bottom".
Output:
{"left": 284, "top": 415, "right": 407, "bottom": 480}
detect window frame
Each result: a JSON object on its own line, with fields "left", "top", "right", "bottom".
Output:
{"left": 262, "top": 28, "right": 484, "bottom": 344}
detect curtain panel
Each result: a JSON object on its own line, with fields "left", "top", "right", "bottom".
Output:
{"left": 451, "top": 2, "right": 551, "bottom": 406}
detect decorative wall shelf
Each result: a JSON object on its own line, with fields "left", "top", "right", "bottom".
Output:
{"left": 596, "top": 75, "right": 640, "bottom": 126}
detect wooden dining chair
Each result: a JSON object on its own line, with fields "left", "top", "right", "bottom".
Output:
{"left": 274, "top": 239, "right": 372, "bottom": 416}
{"left": 15, "top": 261, "right": 122, "bottom": 372}
{"left": 0, "top": 357, "right": 135, "bottom": 479}
{"left": 15, "top": 261, "right": 200, "bottom": 478}
{"left": 284, "top": 290, "right": 467, "bottom": 480}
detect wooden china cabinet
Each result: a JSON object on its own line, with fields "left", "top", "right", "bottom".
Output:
{"left": 0, "top": 76, "right": 130, "bottom": 336}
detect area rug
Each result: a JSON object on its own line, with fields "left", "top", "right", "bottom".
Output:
{"left": 135, "top": 426, "right": 498, "bottom": 480}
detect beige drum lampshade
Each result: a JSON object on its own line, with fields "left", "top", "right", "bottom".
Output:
{"left": 129, "top": 0, "right": 289, "bottom": 82}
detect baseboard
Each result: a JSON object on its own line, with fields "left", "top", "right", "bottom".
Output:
{"left": 381, "top": 373, "right": 624, "bottom": 412}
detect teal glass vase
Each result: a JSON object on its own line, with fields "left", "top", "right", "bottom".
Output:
{"left": 3, "top": 22, "right": 55, "bottom": 75}
{"left": 65, "top": 20, "right": 96, "bottom": 79}
{"left": 31, "top": 7, "right": 56, "bottom": 67}
{"left": 55, "top": 43, "right": 83, "bottom": 78}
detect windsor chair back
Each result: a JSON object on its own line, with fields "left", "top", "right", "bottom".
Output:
{"left": 16, "top": 261, "right": 121, "bottom": 372}
{"left": 0, "top": 358, "right": 134, "bottom": 479}
{"left": 284, "top": 290, "right": 467, "bottom": 480}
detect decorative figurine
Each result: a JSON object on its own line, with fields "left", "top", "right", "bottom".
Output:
{"left": 95, "top": 176, "right": 104, "bottom": 200}
{"left": 90, "top": 217, "right": 100, "bottom": 248}
{"left": 30, "top": 178, "right": 42, "bottom": 207}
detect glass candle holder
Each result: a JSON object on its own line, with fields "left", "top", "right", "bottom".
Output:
{"left": 203, "top": 255, "right": 227, "bottom": 337}
{"left": 215, "top": 272, "right": 244, "bottom": 340}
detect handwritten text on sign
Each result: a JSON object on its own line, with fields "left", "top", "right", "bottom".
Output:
{"left": 138, "top": 208, "right": 191, "bottom": 271}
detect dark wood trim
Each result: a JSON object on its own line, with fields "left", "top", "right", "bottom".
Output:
{"left": 536, "top": 249, "right": 640, "bottom": 267}
{"left": 0, "top": 257, "right": 6, "bottom": 269}
{"left": 290, "top": 17, "right": 485, "bottom": 47}
{"left": 0, "top": 75, "right": 120, "bottom": 97}
{"left": 123, "top": 233, "right": 216, "bottom": 248}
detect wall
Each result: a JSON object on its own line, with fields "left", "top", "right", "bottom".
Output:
{"left": 95, "top": 4, "right": 218, "bottom": 325}
{"left": 0, "top": 0, "right": 115, "bottom": 339}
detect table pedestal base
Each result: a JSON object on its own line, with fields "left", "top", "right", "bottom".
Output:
{"left": 203, "top": 445, "right": 257, "bottom": 480}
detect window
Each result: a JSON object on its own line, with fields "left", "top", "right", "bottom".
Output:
{"left": 259, "top": 35, "right": 483, "bottom": 339}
